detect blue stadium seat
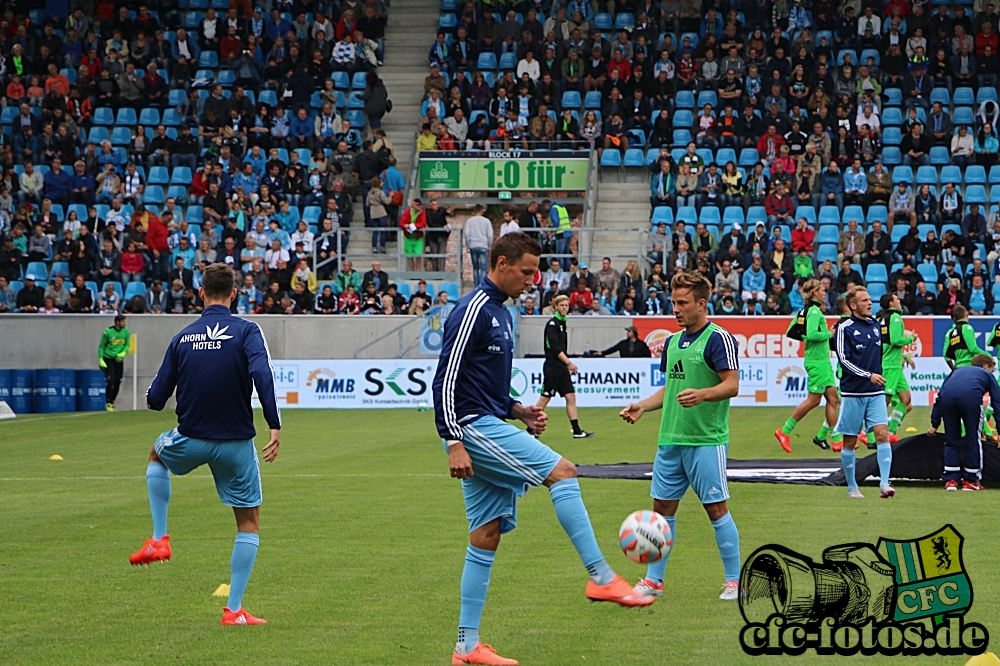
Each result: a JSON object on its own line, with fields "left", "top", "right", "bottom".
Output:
{"left": 498, "top": 52, "right": 517, "bottom": 70}
{"left": 796, "top": 206, "right": 816, "bottom": 224}
{"left": 143, "top": 186, "right": 165, "bottom": 204}
{"left": 0, "top": 106, "right": 17, "bottom": 124}
{"left": 818, "top": 206, "right": 841, "bottom": 225}
{"left": 93, "top": 108, "right": 114, "bottom": 126}
{"left": 723, "top": 207, "right": 744, "bottom": 227}
{"left": 561, "top": 91, "right": 581, "bottom": 109}
{"left": 197, "top": 51, "right": 218, "bottom": 68}
{"left": 162, "top": 109, "right": 182, "bottom": 127}
{"left": 930, "top": 88, "right": 951, "bottom": 106}
{"left": 917, "top": 263, "right": 938, "bottom": 283}
{"left": 966, "top": 185, "right": 987, "bottom": 204}
{"left": 715, "top": 149, "right": 736, "bottom": 166}
{"left": 439, "top": 282, "right": 460, "bottom": 302}
{"left": 917, "top": 224, "right": 936, "bottom": 240}
{"left": 891, "top": 225, "right": 909, "bottom": 243}
{"left": 477, "top": 52, "right": 497, "bottom": 71}
{"left": 881, "top": 147, "right": 902, "bottom": 165}
{"left": 124, "top": 281, "right": 147, "bottom": 302}
{"left": 116, "top": 108, "right": 137, "bottom": 126}
{"left": 865, "top": 264, "right": 888, "bottom": 283}
{"left": 50, "top": 261, "right": 70, "bottom": 279}
{"left": 167, "top": 185, "right": 187, "bottom": 201}
{"left": 674, "top": 91, "right": 695, "bottom": 109}
{"left": 747, "top": 206, "right": 766, "bottom": 226}
{"left": 672, "top": 110, "right": 693, "bottom": 128}
{"left": 170, "top": 167, "right": 192, "bottom": 185}
{"left": 332, "top": 71, "right": 350, "bottom": 90}
{"left": 614, "top": 12, "right": 634, "bottom": 29}
{"left": 594, "top": 12, "right": 613, "bottom": 30}
{"left": 942, "top": 223, "right": 962, "bottom": 237}
{"left": 168, "top": 89, "right": 186, "bottom": 107}
{"left": 303, "top": 206, "right": 322, "bottom": 224}
{"left": 979, "top": 87, "right": 999, "bottom": 105}
{"left": 347, "top": 91, "right": 365, "bottom": 109}
{"left": 883, "top": 88, "right": 903, "bottom": 106}
{"left": 147, "top": 167, "right": 169, "bottom": 185}
{"left": 882, "top": 127, "right": 902, "bottom": 146}
{"left": 351, "top": 72, "right": 368, "bottom": 89}
{"left": 842, "top": 206, "right": 864, "bottom": 224}
{"left": 916, "top": 166, "right": 937, "bottom": 184}
{"left": 817, "top": 244, "right": 838, "bottom": 264}
{"left": 891, "top": 166, "right": 913, "bottom": 183}
{"left": 696, "top": 90, "right": 717, "bottom": 108}
{"left": 860, "top": 48, "right": 880, "bottom": 65}
{"left": 738, "top": 149, "right": 759, "bottom": 166}
{"left": 676, "top": 206, "right": 697, "bottom": 225}
{"left": 88, "top": 127, "right": 109, "bottom": 144}
{"left": 437, "top": 12, "right": 457, "bottom": 30}
{"left": 111, "top": 127, "right": 131, "bottom": 146}
{"left": 695, "top": 148, "right": 713, "bottom": 165}
{"left": 671, "top": 129, "right": 691, "bottom": 146}
{"left": 216, "top": 70, "right": 235, "bottom": 87}
{"left": 954, "top": 87, "right": 976, "bottom": 106}
{"left": 867, "top": 205, "right": 888, "bottom": 223}
{"left": 651, "top": 207, "right": 674, "bottom": 225}
{"left": 966, "top": 165, "right": 987, "bottom": 184}
{"left": 346, "top": 110, "right": 366, "bottom": 128}
{"left": 990, "top": 166, "right": 1000, "bottom": 184}
{"left": 881, "top": 108, "right": 902, "bottom": 126}
{"left": 582, "top": 91, "right": 602, "bottom": 110}
{"left": 25, "top": 261, "right": 48, "bottom": 281}
{"left": 940, "top": 165, "right": 962, "bottom": 185}
{"left": 623, "top": 148, "right": 645, "bottom": 167}
{"left": 258, "top": 90, "right": 278, "bottom": 108}
{"left": 930, "top": 146, "right": 950, "bottom": 165}
{"left": 867, "top": 282, "right": 887, "bottom": 301}
{"left": 600, "top": 150, "right": 622, "bottom": 172}
{"left": 817, "top": 226, "right": 840, "bottom": 243}
{"left": 700, "top": 207, "right": 720, "bottom": 225}
{"left": 186, "top": 205, "right": 203, "bottom": 222}
{"left": 953, "top": 107, "right": 975, "bottom": 125}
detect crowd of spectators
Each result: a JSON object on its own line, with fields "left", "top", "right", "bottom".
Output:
{"left": 0, "top": 0, "right": 422, "bottom": 315}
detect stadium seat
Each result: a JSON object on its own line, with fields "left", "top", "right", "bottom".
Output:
{"left": 93, "top": 108, "right": 114, "bottom": 126}
{"left": 116, "top": 108, "right": 137, "bottom": 126}
{"left": 738, "top": 149, "right": 759, "bottom": 166}
{"left": 867, "top": 205, "right": 888, "bottom": 223}
{"left": 674, "top": 91, "right": 695, "bottom": 109}
{"left": 439, "top": 281, "right": 460, "bottom": 302}
{"left": 942, "top": 223, "right": 962, "bottom": 237}
{"left": 715, "top": 149, "right": 737, "bottom": 166}
{"left": 561, "top": 91, "right": 581, "bottom": 109}
{"left": 672, "top": 129, "right": 691, "bottom": 146}
{"left": 50, "top": 261, "right": 70, "bottom": 279}
{"left": 594, "top": 12, "right": 613, "bottom": 30}
{"left": 437, "top": 12, "right": 457, "bottom": 30}
{"left": 953, "top": 107, "right": 975, "bottom": 125}
{"left": 917, "top": 264, "right": 938, "bottom": 283}
{"left": 954, "top": 87, "right": 976, "bottom": 106}
{"left": 111, "top": 127, "right": 131, "bottom": 146}
{"left": 627, "top": 129, "right": 646, "bottom": 147}
{"left": 891, "top": 225, "right": 908, "bottom": 243}
{"left": 881, "top": 147, "right": 901, "bottom": 165}
{"left": 623, "top": 148, "right": 645, "bottom": 168}
{"left": 673, "top": 110, "right": 693, "bottom": 128}
{"left": 614, "top": 12, "right": 634, "bottom": 29}
{"left": 882, "top": 128, "right": 902, "bottom": 146}
{"left": 476, "top": 52, "right": 497, "bottom": 71}
{"left": 917, "top": 224, "right": 936, "bottom": 240}
{"left": 966, "top": 165, "right": 987, "bottom": 184}
{"left": 817, "top": 226, "right": 840, "bottom": 243}
{"left": 25, "top": 261, "right": 48, "bottom": 281}
{"left": 990, "top": 166, "right": 1000, "bottom": 185}
{"left": 498, "top": 52, "right": 517, "bottom": 70}
{"left": 883, "top": 88, "right": 903, "bottom": 106}
{"left": 303, "top": 206, "right": 322, "bottom": 224}
{"left": 817, "top": 244, "right": 838, "bottom": 264}
{"left": 929, "top": 88, "right": 951, "bottom": 106}
{"left": 170, "top": 167, "right": 192, "bottom": 185}
{"left": 747, "top": 206, "right": 766, "bottom": 226}
{"left": 916, "top": 166, "right": 938, "bottom": 185}
{"left": 882, "top": 108, "right": 905, "bottom": 126}
{"left": 796, "top": 206, "right": 816, "bottom": 224}
{"left": 167, "top": 186, "right": 187, "bottom": 202}
{"left": 584, "top": 91, "right": 602, "bottom": 109}
{"left": 842, "top": 205, "right": 865, "bottom": 224}
{"left": 147, "top": 167, "right": 169, "bottom": 185}
{"left": 168, "top": 89, "right": 186, "bottom": 107}
{"left": 867, "top": 282, "right": 887, "bottom": 301}
{"left": 651, "top": 207, "right": 674, "bottom": 225}
{"left": 940, "top": 165, "right": 962, "bottom": 185}
{"left": 143, "top": 186, "right": 165, "bottom": 204}
{"left": 699, "top": 207, "right": 720, "bottom": 225}
{"left": 696, "top": 90, "right": 717, "bottom": 108}
{"left": 124, "top": 281, "right": 146, "bottom": 302}
{"left": 676, "top": 206, "right": 697, "bottom": 224}
{"left": 818, "top": 206, "right": 841, "bottom": 225}
{"left": 979, "top": 87, "right": 999, "bottom": 105}
{"left": 600, "top": 150, "right": 622, "bottom": 178}
{"left": 966, "top": 185, "right": 987, "bottom": 204}
{"left": 929, "top": 146, "right": 950, "bottom": 165}
{"left": 723, "top": 207, "right": 744, "bottom": 227}
{"left": 860, "top": 48, "right": 880, "bottom": 65}
{"left": 864, "top": 264, "right": 888, "bottom": 283}
{"left": 891, "top": 166, "right": 913, "bottom": 184}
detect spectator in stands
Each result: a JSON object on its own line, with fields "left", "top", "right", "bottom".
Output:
{"left": 0, "top": 275, "right": 16, "bottom": 312}
{"left": 887, "top": 182, "right": 917, "bottom": 232}
{"left": 836, "top": 259, "right": 865, "bottom": 294}
{"left": 863, "top": 221, "right": 892, "bottom": 269}
{"left": 963, "top": 204, "right": 988, "bottom": 246}
{"left": 791, "top": 218, "right": 815, "bottom": 254}
{"left": 975, "top": 123, "right": 1000, "bottom": 167}
{"left": 16, "top": 275, "right": 44, "bottom": 313}
{"left": 742, "top": 254, "right": 767, "bottom": 312}
{"left": 911, "top": 282, "right": 935, "bottom": 315}
{"left": 764, "top": 182, "right": 795, "bottom": 227}
{"left": 819, "top": 161, "right": 845, "bottom": 213}
{"left": 901, "top": 124, "right": 931, "bottom": 167}
{"left": 937, "top": 278, "right": 968, "bottom": 315}
{"left": 952, "top": 126, "right": 975, "bottom": 168}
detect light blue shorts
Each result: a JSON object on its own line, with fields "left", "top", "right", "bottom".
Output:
{"left": 835, "top": 395, "right": 889, "bottom": 435}
{"left": 651, "top": 444, "right": 730, "bottom": 503}
{"left": 445, "top": 415, "right": 562, "bottom": 534}
{"left": 154, "top": 428, "right": 262, "bottom": 508}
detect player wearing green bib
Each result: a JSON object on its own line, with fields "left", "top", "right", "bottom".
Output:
{"left": 943, "top": 305, "right": 989, "bottom": 370}
{"left": 878, "top": 294, "right": 916, "bottom": 443}
{"left": 775, "top": 280, "right": 841, "bottom": 453}
{"left": 619, "top": 273, "right": 742, "bottom": 602}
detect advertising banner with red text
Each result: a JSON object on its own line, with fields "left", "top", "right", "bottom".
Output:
{"left": 631, "top": 316, "right": 936, "bottom": 359}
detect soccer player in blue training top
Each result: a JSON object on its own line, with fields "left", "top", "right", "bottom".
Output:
{"left": 834, "top": 286, "right": 894, "bottom": 499}
{"left": 129, "top": 263, "right": 282, "bottom": 626}
{"left": 433, "top": 232, "right": 652, "bottom": 666}
{"left": 618, "top": 272, "right": 743, "bottom": 603}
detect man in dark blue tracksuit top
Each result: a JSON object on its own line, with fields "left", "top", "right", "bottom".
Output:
{"left": 834, "top": 286, "right": 895, "bottom": 499}
{"left": 129, "top": 263, "right": 282, "bottom": 627}
{"left": 928, "top": 354, "right": 1000, "bottom": 491}
{"left": 432, "top": 232, "right": 649, "bottom": 666}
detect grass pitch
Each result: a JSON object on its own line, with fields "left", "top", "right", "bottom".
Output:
{"left": 3, "top": 405, "right": 999, "bottom": 665}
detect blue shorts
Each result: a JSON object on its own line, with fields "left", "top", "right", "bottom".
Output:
{"left": 835, "top": 395, "right": 888, "bottom": 436}
{"left": 651, "top": 444, "right": 730, "bottom": 503}
{"left": 445, "top": 415, "right": 562, "bottom": 534}
{"left": 154, "top": 428, "right": 263, "bottom": 508}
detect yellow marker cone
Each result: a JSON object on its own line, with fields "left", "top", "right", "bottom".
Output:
{"left": 965, "top": 652, "right": 1000, "bottom": 666}
{"left": 905, "top": 427, "right": 918, "bottom": 432}
{"left": 49, "top": 454, "right": 63, "bottom": 460}
{"left": 212, "top": 583, "right": 230, "bottom": 597}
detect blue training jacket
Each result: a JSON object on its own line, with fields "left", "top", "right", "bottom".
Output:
{"left": 432, "top": 278, "right": 518, "bottom": 441}
{"left": 931, "top": 365, "right": 1000, "bottom": 428}
{"left": 147, "top": 305, "right": 282, "bottom": 440}
{"left": 835, "top": 315, "right": 884, "bottom": 397}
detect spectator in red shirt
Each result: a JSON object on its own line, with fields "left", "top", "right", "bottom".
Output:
{"left": 337, "top": 284, "right": 361, "bottom": 314}
{"left": 146, "top": 210, "right": 171, "bottom": 281}
{"left": 765, "top": 182, "right": 795, "bottom": 226}
{"left": 606, "top": 50, "right": 632, "bottom": 81}
{"left": 975, "top": 22, "right": 999, "bottom": 56}
{"left": 568, "top": 281, "right": 593, "bottom": 312}
{"left": 756, "top": 124, "right": 786, "bottom": 165}
{"left": 791, "top": 217, "right": 816, "bottom": 253}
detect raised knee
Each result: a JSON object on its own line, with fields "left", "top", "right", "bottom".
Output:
{"left": 548, "top": 458, "right": 578, "bottom": 483}
{"left": 148, "top": 448, "right": 161, "bottom": 463}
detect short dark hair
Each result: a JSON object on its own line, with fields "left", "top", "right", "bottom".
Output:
{"left": 490, "top": 231, "right": 542, "bottom": 269}
{"left": 880, "top": 293, "right": 894, "bottom": 311}
{"left": 952, "top": 304, "right": 968, "bottom": 321}
{"left": 201, "top": 263, "right": 237, "bottom": 301}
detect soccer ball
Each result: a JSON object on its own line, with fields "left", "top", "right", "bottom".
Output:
{"left": 618, "top": 510, "right": 672, "bottom": 564}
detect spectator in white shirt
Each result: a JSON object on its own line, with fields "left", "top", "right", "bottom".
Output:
{"left": 517, "top": 50, "right": 541, "bottom": 81}
{"left": 499, "top": 209, "right": 520, "bottom": 236}
{"left": 291, "top": 220, "right": 314, "bottom": 253}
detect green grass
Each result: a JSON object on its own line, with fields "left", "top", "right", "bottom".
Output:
{"left": 2, "top": 406, "right": 999, "bottom": 665}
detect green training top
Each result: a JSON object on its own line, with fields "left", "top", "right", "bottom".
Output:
{"left": 658, "top": 322, "right": 732, "bottom": 447}
{"left": 98, "top": 326, "right": 130, "bottom": 360}
{"left": 942, "top": 320, "right": 988, "bottom": 367}
{"left": 801, "top": 301, "right": 832, "bottom": 363}
{"left": 881, "top": 309, "right": 914, "bottom": 370}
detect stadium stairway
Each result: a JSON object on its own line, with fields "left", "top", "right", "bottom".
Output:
{"left": 590, "top": 179, "right": 651, "bottom": 265}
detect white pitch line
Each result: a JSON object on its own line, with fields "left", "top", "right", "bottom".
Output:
{"left": 0, "top": 473, "right": 445, "bottom": 481}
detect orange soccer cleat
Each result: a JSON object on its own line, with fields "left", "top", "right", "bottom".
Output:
{"left": 221, "top": 607, "right": 267, "bottom": 625}
{"left": 831, "top": 439, "right": 843, "bottom": 452}
{"left": 128, "top": 535, "right": 171, "bottom": 565}
{"left": 586, "top": 574, "right": 656, "bottom": 607}
{"left": 451, "top": 643, "right": 519, "bottom": 665}
{"left": 887, "top": 433, "right": 900, "bottom": 444}
{"left": 774, "top": 429, "right": 792, "bottom": 453}
{"left": 963, "top": 481, "right": 986, "bottom": 492}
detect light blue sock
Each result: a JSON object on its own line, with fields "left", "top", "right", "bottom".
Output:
{"left": 549, "top": 478, "right": 615, "bottom": 585}
{"left": 457, "top": 545, "right": 495, "bottom": 655}
{"left": 146, "top": 462, "right": 171, "bottom": 540}
{"left": 877, "top": 442, "right": 893, "bottom": 487}
{"left": 711, "top": 513, "right": 741, "bottom": 582}
{"left": 227, "top": 532, "right": 260, "bottom": 611}
{"left": 841, "top": 449, "right": 858, "bottom": 491}
{"left": 645, "top": 515, "right": 675, "bottom": 584}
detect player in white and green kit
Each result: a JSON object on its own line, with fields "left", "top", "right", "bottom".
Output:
{"left": 619, "top": 273, "right": 742, "bottom": 602}
{"left": 878, "top": 294, "right": 916, "bottom": 443}
{"left": 774, "top": 280, "right": 842, "bottom": 452}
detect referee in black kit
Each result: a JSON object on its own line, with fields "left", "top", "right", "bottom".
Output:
{"left": 530, "top": 294, "right": 595, "bottom": 439}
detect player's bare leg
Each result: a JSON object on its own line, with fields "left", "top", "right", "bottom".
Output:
{"left": 776, "top": 392, "right": 822, "bottom": 452}
{"left": 821, "top": 388, "right": 843, "bottom": 451}
{"left": 565, "top": 394, "right": 594, "bottom": 438}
